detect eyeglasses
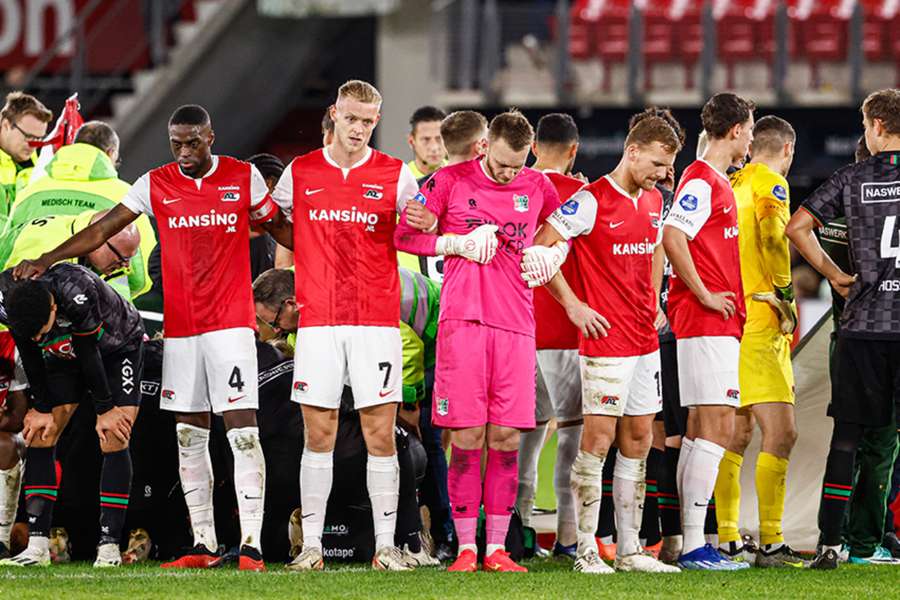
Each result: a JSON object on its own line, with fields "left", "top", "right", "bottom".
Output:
{"left": 265, "top": 299, "right": 288, "bottom": 331}
{"left": 106, "top": 241, "right": 129, "bottom": 266}
{"left": 10, "top": 121, "right": 44, "bottom": 143}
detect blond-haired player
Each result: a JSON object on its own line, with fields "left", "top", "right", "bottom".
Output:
{"left": 272, "top": 80, "right": 420, "bottom": 571}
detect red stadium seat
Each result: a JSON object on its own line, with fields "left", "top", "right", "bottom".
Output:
{"left": 789, "top": 0, "right": 849, "bottom": 88}
{"left": 642, "top": 0, "right": 704, "bottom": 91}
{"left": 594, "top": 1, "right": 631, "bottom": 92}
{"left": 860, "top": 0, "right": 889, "bottom": 63}
{"left": 569, "top": 11, "right": 595, "bottom": 60}
{"left": 717, "top": 0, "right": 777, "bottom": 90}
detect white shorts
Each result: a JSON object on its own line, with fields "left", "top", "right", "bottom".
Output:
{"left": 536, "top": 349, "right": 582, "bottom": 422}
{"left": 292, "top": 325, "right": 402, "bottom": 410}
{"left": 677, "top": 336, "right": 741, "bottom": 408}
{"left": 160, "top": 327, "right": 258, "bottom": 415}
{"left": 580, "top": 351, "right": 662, "bottom": 417}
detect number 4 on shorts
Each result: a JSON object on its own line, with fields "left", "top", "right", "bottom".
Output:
{"left": 229, "top": 366, "right": 245, "bottom": 392}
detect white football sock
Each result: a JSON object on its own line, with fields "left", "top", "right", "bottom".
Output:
{"left": 300, "top": 448, "right": 333, "bottom": 551}
{"left": 175, "top": 423, "right": 217, "bottom": 551}
{"left": 515, "top": 422, "right": 548, "bottom": 527}
{"left": 613, "top": 454, "right": 646, "bottom": 558}
{"left": 676, "top": 437, "right": 694, "bottom": 496}
{"left": 227, "top": 427, "right": 266, "bottom": 552}
{"left": 0, "top": 459, "right": 23, "bottom": 547}
{"left": 367, "top": 454, "right": 400, "bottom": 551}
{"left": 570, "top": 449, "right": 605, "bottom": 556}
{"left": 554, "top": 424, "right": 582, "bottom": 546}
{"left": 681, "top": 438, "right": 724, "bottom": 554}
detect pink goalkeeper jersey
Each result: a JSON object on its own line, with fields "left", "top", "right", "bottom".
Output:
{"left": 394, "top": 158, "right": 560, "bottom": 335}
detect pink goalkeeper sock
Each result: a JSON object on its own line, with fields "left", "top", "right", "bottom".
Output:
{"left": 448, "top": 445, "right": 483, "bottom": 547}
{"left": 483, "top": 448, "right": 518, "bottom": 547}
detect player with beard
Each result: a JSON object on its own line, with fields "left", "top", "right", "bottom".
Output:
{"left": 396, "top": 110, "right": 561, "bottom": 572}
{"left": 522, "top": 115, "right": 683, "bottom": 574}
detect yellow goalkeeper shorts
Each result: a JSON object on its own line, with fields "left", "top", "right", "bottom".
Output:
{"left": 738, "top": 328, "right": 794, "bottom": 406}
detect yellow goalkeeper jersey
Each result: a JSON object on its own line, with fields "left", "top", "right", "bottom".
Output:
{"left": 731, "top": 162, "right": 792, "bottom": 334}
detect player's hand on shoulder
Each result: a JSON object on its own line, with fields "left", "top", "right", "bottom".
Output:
{"left": 700, "top": 290, "right": 736, "bottom": 320}
{"left": 22, "top": 409, "right": 55, "bottom": 445}
{"left": 405, "top": 200, "right": 438, "bottom": 232}
{"left": 520, "top": 242, "right": 568, "bottom": 288}
{"left": 565, "top": 301, "right": 610, "bottom": 339}
{"left": 13, "top": 257, "right": 49, "bottom": 280}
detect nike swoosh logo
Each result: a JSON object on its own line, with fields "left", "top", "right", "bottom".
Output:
{"left": 305, "top": 188, "right": 324, "bottom": 196}
{"left": 723, "top": 205, "right": 733, "bottom": 213}
{"left": 301, "top": 513, "right": 315, "bottom": 519}
{"left": 227, "top": 395, "right": 246, "bottom": 404}
{"left": 242, "top": 495, "right": 263, "bottom": 500}
{"left": 383, "top": 511, "right": 397, "bottom": 517}
{"left": 610, "top": 221, "right": 625, "bottom": 229}
{"left": 162, "top": 198, "right": 181, "bottom": 205}
{"left": 582, "top": 499, "right": 600, "bottom": 507}
{"left": 378, "top": 389, "right": 392, "bottom": 398}
{"left": 693, "top": 502, "right": 708, "bottom": 507}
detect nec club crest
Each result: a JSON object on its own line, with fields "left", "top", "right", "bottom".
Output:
{"left": 513, "top": 194, "right": 529, "bottom": 212}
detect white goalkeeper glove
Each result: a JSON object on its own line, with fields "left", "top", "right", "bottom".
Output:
{"left": 520, "top": 241, "right": 569, "bottom": 288}
{"left": 436, "top": 224, "right": 499, "bottom": 264}
{"left": 751, "top": 284, "right": 798, "bottom": 335}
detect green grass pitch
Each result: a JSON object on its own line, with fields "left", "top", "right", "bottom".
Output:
{"left": 0, "top": 560, "right": 897, "bottom": 600}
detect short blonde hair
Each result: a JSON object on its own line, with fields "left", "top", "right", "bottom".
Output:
{"left": 337, "top": 80, "right": 382, "bottom": 106}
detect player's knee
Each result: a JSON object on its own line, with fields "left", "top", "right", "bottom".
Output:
{"left": 221, "top": 408, "right": 257, "bottom": 430}
{"left": 452, "top": 428, "right": 485, "bottom": 450}
{"left": 730, "top": 422, "right": 753, "bottom": 454}
{"left": 581, "top": 428, "right": 613, "bottom": 457}
{"left": 364, "top": 430, "right": 396, "bottom": 456}
{"left": 0, "top": 431, "right": 23, "bottom": 469}
{"left": 99, "top": 436, "right": 129, "bottom": 454}
{"left": 780, "top": 425, "right": 798, "bottom": 453}
{"left": 487, "top": 427, "right": 520, "bottom": 452}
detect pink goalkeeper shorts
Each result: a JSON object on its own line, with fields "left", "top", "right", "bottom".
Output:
{"left": 432, "top": 319, "right": 536, "bottom": 430}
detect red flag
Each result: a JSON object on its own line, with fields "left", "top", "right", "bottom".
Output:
{"left": 31, "top": 93, "right": 84, "bottom": 151}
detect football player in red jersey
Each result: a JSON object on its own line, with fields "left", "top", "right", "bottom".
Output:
{"left": 12, "top": 105, "right": 293, "bottom": 572}
{"left": 523, "top": 115, "right": 683, "bottom": 574}
{"left": 515, "top": 113, "right": 585, "bottom": 560}
{"left": 0, "top": 336, "right": 26, "bottom": 560}
{"left": 270, "top": 81, "right": 420, "bottom": 572}
{"left": 662, "top": 93, "right": 754, "bottom": 570}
